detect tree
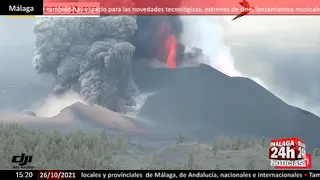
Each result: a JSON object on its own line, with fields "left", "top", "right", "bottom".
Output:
{"left": 260, "top": 137, "right": 266, "bottom": 147}
{"left": 312, "top": 148, "right": 320, "bottom": 156}
{"left": 243, "top": 140, "right": 250, "bottom": 149}
{"left": 34, "top": 153, "right": 49, "bottom": 169}
{"left": 151, "top": 153, "right": 158, "bottom": 168}
{"left": 249, "top": 138, "right": 256, "bottom": 147}
{"left": 232, "top": 137, "right": 241, "bottom": 150}
{"left": 115, "top": 132, "right": 124, "bottom": 149}
{"left": 246, "top": 157, "right": 255, "bottom": 170}
{"left": 12, "top": 138, "right": 26, "bottom": 157}
{"left": 63, "top": 149, "right": 73, "bottom": 164}
{"left": 177, "top": 133, "right": 184, "bottom": 144}
{"left": 215, "top": 163, "right": 220, "bottom": 170}
{"left": 187, "top": 153, "right": 196, "bottom": 169}
{"left": 212, "top": 144, "right": 219, "bottom": 156}
{"left": 100, "top": 129, "right": 108, "bottom": 141}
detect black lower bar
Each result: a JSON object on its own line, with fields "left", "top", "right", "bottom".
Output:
{"left": 0, "top": 0, "right": 43, "bottom": 15}
{"left": 2, "top": 170, "right": 318, "bottom": 179}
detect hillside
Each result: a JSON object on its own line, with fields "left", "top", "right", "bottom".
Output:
{"left": 136, "top": 64, "right": 320, "bottom": 150}
{"left": 0, "top": 102, "right": 147, "bottom": 134}
{"left": 1, "top": 124, "right": 319, "bottom": 170}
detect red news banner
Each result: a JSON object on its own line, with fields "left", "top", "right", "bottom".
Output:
{"left": 43, "top": 0, "right": 320, "bottom": 15}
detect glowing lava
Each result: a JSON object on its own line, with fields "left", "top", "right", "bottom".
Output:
{"left": 166, "top": 34, "right": 177, "bottom": 68}
{"left": 156, "top": 18, "right": 177, "bottom": 68}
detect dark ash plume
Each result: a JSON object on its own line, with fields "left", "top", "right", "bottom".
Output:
{"left": 33, "top": 17, "right": 137, "bottom": 112}
{"left": 32, "top": 16, "right": 190, "bottom": 112}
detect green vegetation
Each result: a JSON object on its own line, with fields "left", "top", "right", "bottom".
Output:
{"left": 215, "top": 163, "right": 220, "bottom": 170}
{"left": 0, "top": 122, "right": 318, "bottom": 170}
{"left": 176, "top": 133, "right": 184, "bottom": 144}
{"left": 313, "top": 148, "right": 320, "bottom": 156}
{"left": 0, "top": 123, "right": 118, "bottom": 169}
{"left": 260, "top": 137, "right": 266, "bottom": 147}
{"left": 246, "top": 157, "right": 255, "bottom": 170}
{"left": 212, "top": 144, "right": 219, "bottom": 156}
{"left": 231, "top": 137, "right": 241, "bottom": 150}
{"left": 0, "top": 123, "right": 193, "bottom": 170}
{"left": 187, "top": 153, "right": 196, "bottom": 170}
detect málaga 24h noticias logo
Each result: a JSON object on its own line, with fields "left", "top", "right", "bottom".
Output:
{"left": 269, "top": 137, "right": 312, "bottom": 169}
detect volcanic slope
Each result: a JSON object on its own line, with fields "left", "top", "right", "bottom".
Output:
{"left": 136, "top": 64, "right": 320, "bottom": 150}
{"left": 0, "top": 102, "right": 148, "bottom": 134}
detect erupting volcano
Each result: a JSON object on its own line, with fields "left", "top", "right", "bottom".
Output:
{"left": 156, "top": 18, "right": 178, "bottom": 68}
{"left": 32, "top": 16, "right": 184, "bottom": 113}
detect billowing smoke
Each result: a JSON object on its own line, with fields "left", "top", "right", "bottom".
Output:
{"left": 180, "top": 16, "right": 266, "bottom": 88}
{"left": 31, "top": 91, "right": 87, "bottom": 117}
{"left": 180, "top": 16, "right": 241, "bottom": 76}
{"left": 32, "top": 16, "right": 187, "bottom": 113}
{"left": 33, "top": 17, "right": 139, "bottom": 112}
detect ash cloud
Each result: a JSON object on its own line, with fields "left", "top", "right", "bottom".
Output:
{"left": 32, "top": 16, "right": 187, "bottom": 113}
{"left": 33, "top": 17, "right": 138, "bottom": 112}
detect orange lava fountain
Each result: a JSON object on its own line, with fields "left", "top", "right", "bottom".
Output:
{"left": 156, "top": 18, "right": 177, "bottom": 68}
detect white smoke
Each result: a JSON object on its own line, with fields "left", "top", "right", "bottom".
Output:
{"left": 30, "top": 91, "right": 87, "bottom": 117}
{"left": 180, "top": 16, "right": 266, "bottom": 87}
{"left": 179, "top": 16, "right": 320, "bottom": 116}
{"left": 124, "top": 92, "right": 156, "bottom": 118}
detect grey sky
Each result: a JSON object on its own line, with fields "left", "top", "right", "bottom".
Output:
{"left": 0, "top": 17, "right": 53, "bottom": 111}
{"left": 0, "top": 17, "right": 34, "bottom": 46}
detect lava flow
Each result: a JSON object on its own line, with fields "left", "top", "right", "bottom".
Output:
{"left": 156, "top": 18, "right": 177, "bottom": 68}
